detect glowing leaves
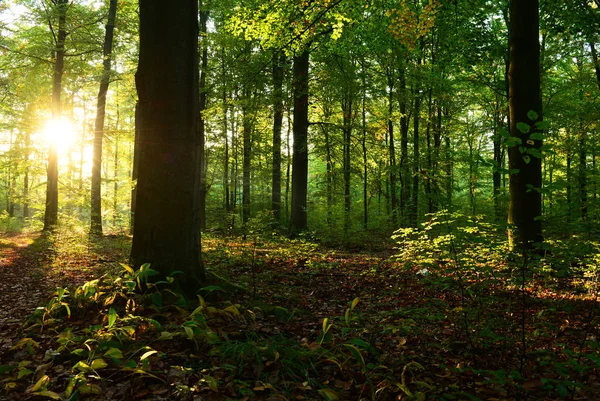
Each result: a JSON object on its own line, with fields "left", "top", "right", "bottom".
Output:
{"left": 386, "top": 0, "right": 441, "bottom": 50}
{"left": 331, "top": 12, "right": 353, "bottom": 40}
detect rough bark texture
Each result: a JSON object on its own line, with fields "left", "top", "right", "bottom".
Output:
{"left": 90, "top": 0, "right": 118, "bottom": 236}
{"left": 507, "top": 0, "right": 543, "bottom": 250}
{"left": 43, "top": 0, "right": 68, "bottom": 231}
{"left": 131, "top": 0, "right": 204, "bottom": 292}
{"left": 290, "top": 50, "right": 309, "bottom": 237}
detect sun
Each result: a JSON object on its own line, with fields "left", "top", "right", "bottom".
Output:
{"left": 42, "top": 117, "right": 77, "bottom": 154}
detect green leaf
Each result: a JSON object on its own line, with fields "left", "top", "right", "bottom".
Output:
{"left": 343, "top": 344, "right": 365, "bottom": 367}
{"left": 91, "top": 358, "right": 108, "bottom": 370}
{"left": 107, "top": 308, "right": 117, "bottom": 329}
{"left": 527, "top": 110, "right": 539, "bottom": 120}
{"left": 318, "top": 388, "right": 340, "bottom": 400}
{"left": 350, "top": 297, "right": 359, "bottom": 310}
{"left": 140, "top": 350, "right": 157, "bottom": 361}
{"left": 523, "top": 155, "right": 531, "bottom": 164}
{"left": 73, "top": 361, "right": 91, "bottom": 372}
{"left": 120, "top": 263, "right": 134, "bottom": 275}
{"left": 32, "top": 390, "right": 61, "bottom": 400}
{"left": 18, "top": 368, "right": 34, "bottom": 379}
{"left": 529, "top": 132, "right": 545, "bottom": 140}
{"left": 30, "top": 375, "right": 50, "bottom": 392}
{"left": 184, "top": 326, "right": 194, "bottom": 339}
{"left": 516, "top": 122, "right": 530, "bottom": 134}
{"left": 0, "top": 365, "right": 16, "bottom": 374}
{"left": 104, "top": 348, "right": 123, "bottom": 360}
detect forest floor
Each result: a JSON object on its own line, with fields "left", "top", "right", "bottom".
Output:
{"left": 0, "top": 229, "right": 598, "bottom": 401}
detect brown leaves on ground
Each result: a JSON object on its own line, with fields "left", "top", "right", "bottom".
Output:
{"left": 0, "top": 233, "right": 599, "bottom": 400}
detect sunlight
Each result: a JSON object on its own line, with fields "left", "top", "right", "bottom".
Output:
{"left": 42, "top": 117, "right": 77, "bottom": 155}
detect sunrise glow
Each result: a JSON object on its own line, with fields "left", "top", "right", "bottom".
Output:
{"left": 42, "top": 117, "right": 77, "bottom": 155}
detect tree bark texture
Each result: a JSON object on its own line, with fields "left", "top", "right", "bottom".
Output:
{"left": 90, "top": 0, "right": 118, "bottom": 236}
{"left": 507, "top": 0, "right": 543, "bottom": 250}
{"left": 131, "top": 0, "right": 204, "bottom": 292}
{"left": 290, "top": 50, "right": 309, "bottom": 236}
{"left": 43, "top": 0, "right": 68, "bottom": 231}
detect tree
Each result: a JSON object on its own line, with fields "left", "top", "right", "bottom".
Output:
{"left": 43, "top": 0, "right": 68, "bottom": 231}
{"left": 507, "top": 0, "right": 544, "bottom": 250}
{"left": 90, "top": 0, "right": 118, "bottom": 236}
{"left": 130, "top": 0, "right": 204, "bottom": 292}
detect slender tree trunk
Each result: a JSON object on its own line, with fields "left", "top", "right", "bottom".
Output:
{"left": 113, "top": 130, "right": 119, "bottom": 229}
{"left": 90, "top": 0, "right": 118, "bottom": 236}
{"left": 411, "top": 87, "right": 421, "bottom": 227}
{"left": 198, "top": 7, "right": 208, "bottom": 230}
{"left": 272, "top": 53, "right": 284, "bottom": 220}
{"left": 399, "top": 67, "right": 410, "bottom": 223}
{"left": 342, "top": 93, "right": 352, "bottom": 234}
{"left": 425, "top": 88, "right": 433, "bottom": 214}
{"left": 361, "top": 64, "right": 368, "bottom": 230}
{"left": 492, "top": 96, "right": 503, "bottom": 221}
{"left": 387, "top": 76, "right": 397, "bottom": 225}
{"left": 23, "top": 130, "right": 30, "bottom": 219}
{"left": 290, "top": 50, "right": 309, "bottom": 236}
{"left": 579, "top": 130, "right": 587, "bottom": 220}
{"left": 130, "top": 103, "right": 140, "bottom": 234}
{"left": 567, "top": 147, "right": 572, "bottom": 223}
{"left": 223, "top": 85, "right": 230, "bottom": 213}
{"left": 242, "top": 87, "right": 252, "bottom": 227}
{"left": 44, "top": 0, "right": 68, "bottom": 231}
{"left": 285, "top": 108, "right": 291, "bottom": 220}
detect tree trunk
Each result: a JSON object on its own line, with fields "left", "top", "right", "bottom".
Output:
{"left": 507, "top": 0, "right": 543, "bottom": 250}
{"left": 342, "top": 92, "right": 352, "bottom": 234}
{"left": 290, "top": 50, "right": 309, "bottom": 236}
{"left": 272, "top": 53, "right": 285, "bottom": 220}
{"left": 361, "top": 63, "right": 368, "bottom": 230}
{"left": 242, "top": 86, "right": 252, "bottom": 227}
{"left": 387, "top": 75, "right": 397, "bottom": 225}
{"left": 411, "top": 87, "right": 421, "bottom": 227}
{"left": 90, "top": 0, "right": 117, "bottom": 236}
{"left": 23, "top": 130, "right": 30, "bottom": 219}
{"left": 579, "top": 131, "right": 587, "bottom": 220}
{"left": 131, "top": 0, "right": 204, "bottom": 293}
{"left": 198, "top": 7, "right": 209, "bottom": 230}
{"left": 399, "top": 67, "right": 410, "bottom": 224}
{"left": 43, "top": 0, "right": 68, "bottom": 231}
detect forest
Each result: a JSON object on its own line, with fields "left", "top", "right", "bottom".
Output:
{"left": 0, "top": 0, "right": 599, "bottom": 400}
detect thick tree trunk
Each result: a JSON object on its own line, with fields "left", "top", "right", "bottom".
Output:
{"left": 290, "top": 50, "right": 309, "bottom": 236}
{"left": 272, "top": 53, "right": 284, "bottom": 220}
{"left": 43, "top": 0, "right": 68, "bottom": 231}
{"left": 131, "top": 0, "right": 204, "bottom": 292}
{"left": 507, "top": 0, "right": 543, "bottom": 250}
{"left": 90, "top": 0, "right": 118, "bottom": 236}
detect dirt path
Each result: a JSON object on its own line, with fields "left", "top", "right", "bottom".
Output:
{"left": 0, "top": 233, "right": 56, "bottom": 352}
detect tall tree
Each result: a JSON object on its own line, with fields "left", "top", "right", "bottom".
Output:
{"left": 43, "top": 0, "right": 68, "bottom": 231}
{"left": 507, "top": 0, "right": 544, "bottom": 250}
{"left": 271, "top": 53, "right": 285, "bottom": 221}
{"left": 130, "top": 0, "right": 204, "bottom": 292}
{"left": 289, "top": 50, "right": 309, "bottom": 236}
{"left": 90, "top": 0, "right": 118, "bottom": 236}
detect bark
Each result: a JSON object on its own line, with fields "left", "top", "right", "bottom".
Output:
{"left": 290, "top": 50, "right": 309, "bottom": 236}
{"left": 272, "top": 53, "right": 285, "bottom": 220}
{"left": 131, "top": 0, "right": 204, "bottom": 293}
{"left": 361, "top": 64, "right": 368, "bottom": 230}
{"left": 90, "top": 0, "right": 118, "bottom": 236}
{"left": 342, "top": 91, "right": 352, "bottom": 234}
{"left": 242, "top": 86, "right": 252, "bottom": 227}
{"left": 507, "top": 0, "right": 543, "bottom": 250}
{"left": 399, "top": 67, "right": 410, "bottom": 223}
{"left": 198, "top": 7, "right": 209, "bottom": 230}
{"left": 411, "top": 87, "right": 421, "bottom": 227}
{"left": 387, "top": 75, "right": 397, "bottom": 225}
{"left": 43, "top": 0, "right": 67, "bottom": 231}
